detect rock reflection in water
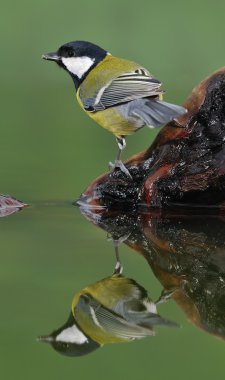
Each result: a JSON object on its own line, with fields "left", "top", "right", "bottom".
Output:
{"left": 80, "top": 207, "right": 225, "bottom": 341}
{"left": 39, "top": 272, "right": 177, "bottom": 356}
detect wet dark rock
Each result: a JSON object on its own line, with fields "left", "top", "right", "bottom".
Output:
{"left": 78, "top": 68, "right": 225, "bottom": 210}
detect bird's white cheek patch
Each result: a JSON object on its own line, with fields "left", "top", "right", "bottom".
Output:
{"left": 62, "top": 56, "right": 95, "bottom": 78}
{"left": 56, "top": 325, "right": 88, "bottom": 344}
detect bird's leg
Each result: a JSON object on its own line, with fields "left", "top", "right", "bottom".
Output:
{"left": 107, "top": 233, "right": 130, "bottom": 274}
{"left": 113, "top": 242, "right": 123, "bottom": 275}
{"left": 115, "top": 136, "right": 124, "bottom": 162}
{"left": 108, "top": 137, "right": 132, "bottom": 179}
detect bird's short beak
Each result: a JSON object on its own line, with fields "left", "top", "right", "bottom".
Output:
{"left": 42, "top": 52, "right": 60, "bottom": 62}
{"left": 37, "top": 335, "right": 54, "bottom": 343}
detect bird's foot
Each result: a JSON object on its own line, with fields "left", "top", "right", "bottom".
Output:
{"left": 107, "top": 233, "right": 131, "bottom": 245}
{"left": 155, "top": 288, "right": 178, "bottom": 305}
{"left": 113, "top": 261, "right": 123, "bottom": 275}
{"left": 108, "top": 160, "right": 132, "bottom": 179}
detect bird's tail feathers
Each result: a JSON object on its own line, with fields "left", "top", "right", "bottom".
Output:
{"left": 126, "top": 310, "right": 179, "bottom": 328}
{"left": 140, "top": 314, "right": 179, "bottom": 328}
{"left": 133, "top": 99, "right": 186, "bottom": 128}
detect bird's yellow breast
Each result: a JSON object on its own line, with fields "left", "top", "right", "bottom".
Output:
{"left": 88, "top": 107, "right": 137, "bottom": 136}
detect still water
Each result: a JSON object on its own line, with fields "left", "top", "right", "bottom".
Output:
{"left": 0, "top": 201, "right": 225, "bottom": 379}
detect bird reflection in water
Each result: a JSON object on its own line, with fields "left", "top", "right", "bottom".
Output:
{"left": 39, "top": 269, "right": 177, "bottom": 356}
{"left": 79, "top": 207, "right": 225, "bottom": 342}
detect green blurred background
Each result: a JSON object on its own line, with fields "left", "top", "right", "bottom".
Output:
{"left": 1, "top": 0, "right": 225, "bottom": 379}
{"left": 2, "top": 0, "right": 225, "bottom": 202}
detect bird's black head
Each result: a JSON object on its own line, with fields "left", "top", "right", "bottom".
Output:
{"left": 38, "top": 312, "right": 100, "bottom": 357}
{"left": 42, "top": 41, "right": 108, "bottom": 89}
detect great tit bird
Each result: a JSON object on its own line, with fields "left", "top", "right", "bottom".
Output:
{"left": 38, "top": 274, "right": 178, "bottom": 356}
{"left": 42, "top": 41, "right": 187, "bottom": 177}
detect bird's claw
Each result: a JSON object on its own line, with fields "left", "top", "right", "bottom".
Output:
{"left": 108, "top": 160, "right": 132, "bottom": 179}
{"left": 113, "top": 261, "right": 123, "bottom": 275}
{"left": 155, "top": 288, "right": 177, "bottom": 305}
{"left": 108, "top": 161, "right": 115, "bottom": 170}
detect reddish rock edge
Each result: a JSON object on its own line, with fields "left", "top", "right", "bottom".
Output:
{"left": 78, "top": 68, "right": 225, "bottom": 210}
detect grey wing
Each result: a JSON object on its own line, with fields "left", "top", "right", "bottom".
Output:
{"left": 81, "top": 71, "right": 163, "bottom": 112}
{"left": 77, "top": 295, "right": 155, "bottom": 339}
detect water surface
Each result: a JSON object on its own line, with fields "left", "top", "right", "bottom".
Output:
{"left": 1, "top": 202, "right": 225, "bottom": 379}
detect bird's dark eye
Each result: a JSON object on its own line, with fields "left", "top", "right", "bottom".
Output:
{"left": 67, "top": 50, "right": 75, "bottom": 57}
